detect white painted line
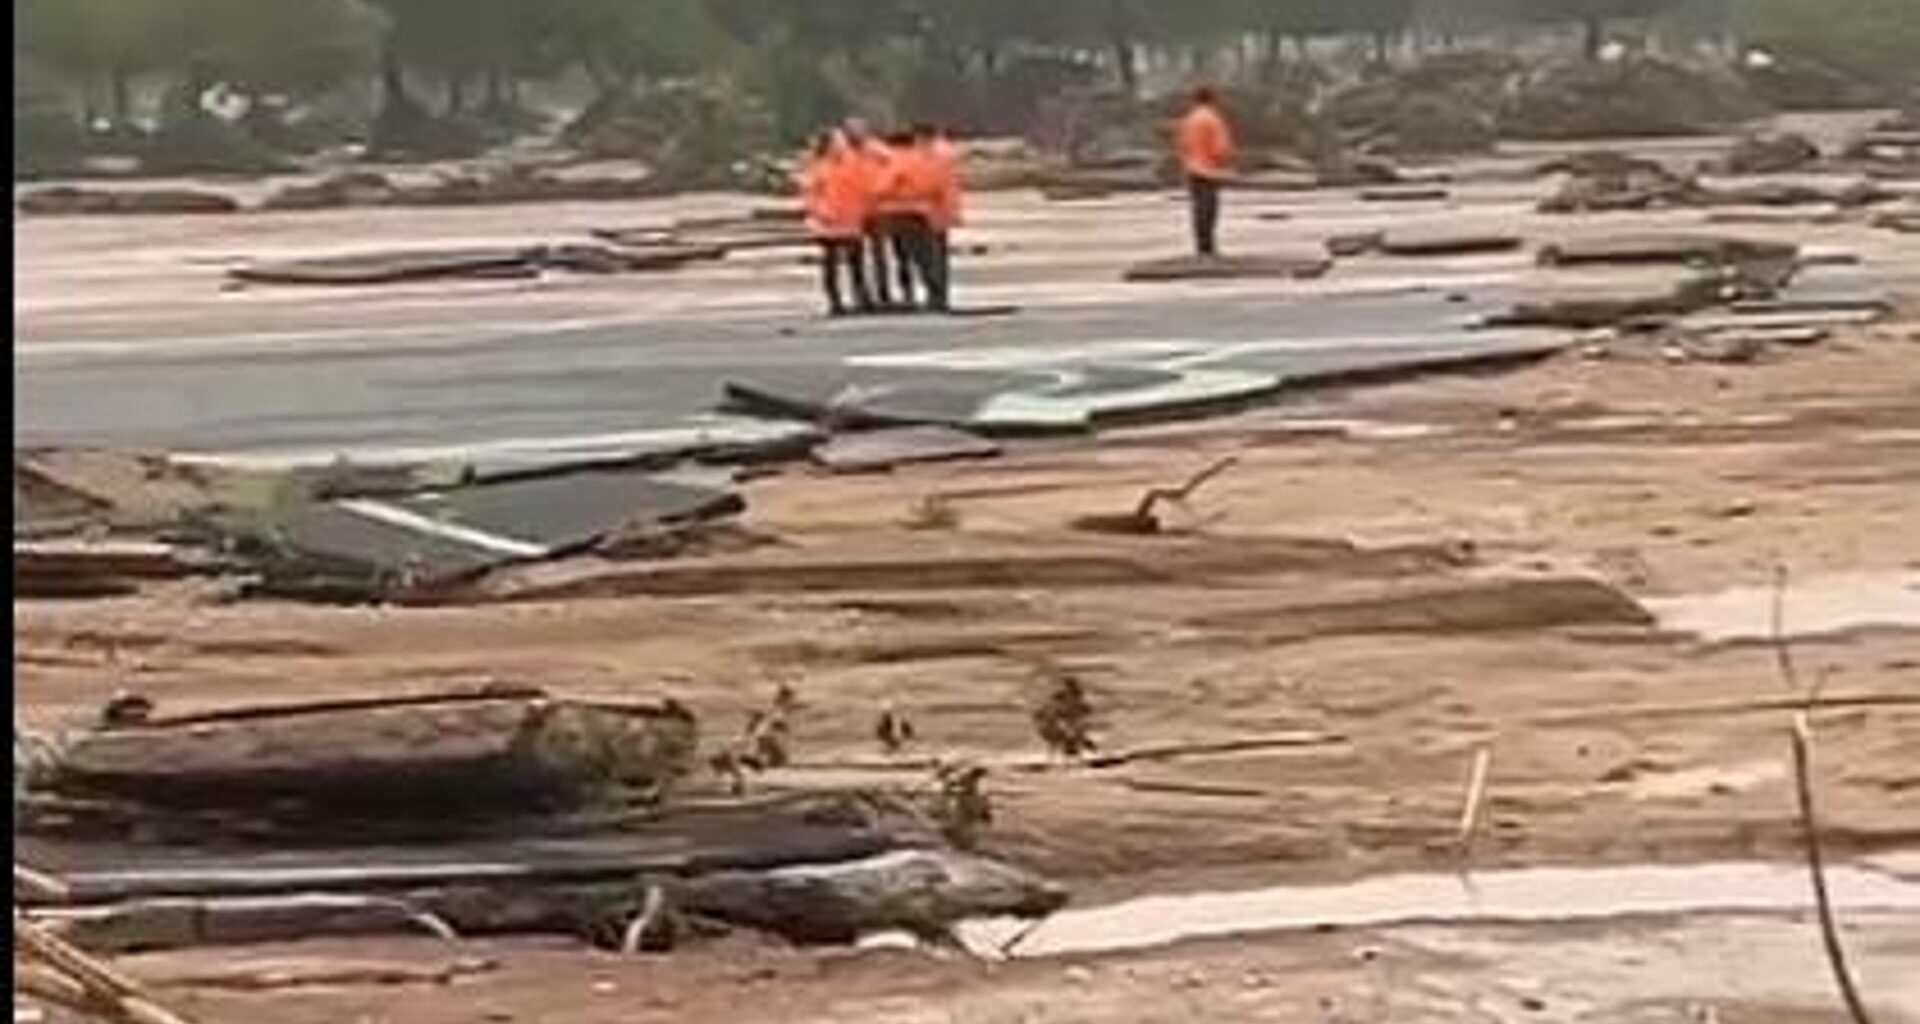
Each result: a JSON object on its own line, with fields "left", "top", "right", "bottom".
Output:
{"left": 334, "top": 499, "right": 547, "bottom": 558}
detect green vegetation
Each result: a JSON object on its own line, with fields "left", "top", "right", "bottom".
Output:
{"left": 11, "top": 0, "right": 1904, "bottom": 177}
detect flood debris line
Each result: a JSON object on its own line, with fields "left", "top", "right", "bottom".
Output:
{"left": 260, "top": 166, "right": 672, "bottom": 212}
{"left": 226, "top": 241, "right": 721, "bottom": 286}
{"left": 1538, "top": 149, "right": 1894, "bottom": 213}
{"left": 17, "top": 186, "right": 239, "bottom": 216}
{"left": 18, "top": 686, "right": 1068, "bottom": 956}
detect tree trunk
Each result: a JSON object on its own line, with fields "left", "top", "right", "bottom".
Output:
{"left": 108, "top": 67, "right": 133, "bottom": 129}
{"left": 379, "top": 44, "right": 415, "bottom": 116}
{"left": 1110, "top": 37, "right": 1139, "bottom": 95}
{"left": 1582, "top": 17, "right": 1605, "bottom": 59}
{"left": 1260, "top": 27, "right": 1283, "bottom": 80}
{"left": 445, "top": 76, "right": 466, "bottom": 117}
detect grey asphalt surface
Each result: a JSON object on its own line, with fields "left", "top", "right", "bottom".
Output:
{"left": 14, "top": 274, "right": 1525, "bottom": 455}
{"left": 16, "top": 154, "right": 1914, "bottom": 462}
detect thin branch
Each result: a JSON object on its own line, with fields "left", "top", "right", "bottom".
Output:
{"left": 1132, "top": 455, "right": 1241, "bottom": 521}
{"left": 1454, "top": 743, "right": 1494, "bottom": 866}
{"left": 1772, "top": 565, "right": 1876, "bottom": 1024}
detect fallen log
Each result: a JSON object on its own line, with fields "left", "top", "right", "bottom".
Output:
{"left": 32, "top": 895, "right": 459, "bottom": 954}
{"left": 34, "top": 849, "right": 1065, "bottom": 952}
{"left": 674, "top": 849, "right": 1067, "bottom": 944}
{"left": 33, "top": 818, "right": 903, "bottom": 905}
{"left": 31, "top": 692, "right": 698, "bottom": 818}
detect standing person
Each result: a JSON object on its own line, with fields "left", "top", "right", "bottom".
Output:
{"left": 800, "top": 130, "right": 871, "bottom": 316}
{"left": 843, "top": 120, "right": 900, "bottom": 310}
{"left": 917, "top": 124, "right": 963, "bottom": 312}
{"left": 1174, "top": 87, "right": 1237, "bottom": 258}
{"left": 878, "top": 129, "right": 923, "bottom": 309}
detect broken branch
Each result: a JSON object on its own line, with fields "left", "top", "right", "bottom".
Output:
{"left": 1773, "top": 566, "right": 1877, "bottom": 1024}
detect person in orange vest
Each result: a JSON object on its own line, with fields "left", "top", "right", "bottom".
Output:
{"left": 875, "top": 128, "right": 926, "bottom": 308}
{"left": 1174, "top": 87, "right": 1237, "bottom": 257}
{"left": 799, "top": 130, "right": 871, "bottom": 316}
{"left": 843, "top": 120, "right": 905, "bottom": 310}
{"left": 922, "top": 125, "right": 962, "bottom": 312}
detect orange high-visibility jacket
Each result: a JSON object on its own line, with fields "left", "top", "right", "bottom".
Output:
{"left": 1175, "top": 103, "right": 1236, "bottom": 180}
{"left": 862, "top": 140, "right": 912, "bottom": 221}
{"left": 801, "top": 148, "right": 866, "bottom": 240}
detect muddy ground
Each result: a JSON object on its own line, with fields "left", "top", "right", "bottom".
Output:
{"left": 16, "top": 326, "right": 1920, "bottom": 1021}
{"left": 15, "top": 112, "right": 1920, "bottom": 1020}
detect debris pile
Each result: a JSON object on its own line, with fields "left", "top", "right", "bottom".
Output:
{"left": 1502, "top": 58, "right": 1767, "bottom": 141}
{"left": 15, "top": 687, "right": 1067, "bottom": 956}
{"left": 1319, "top": 53, "right": 1515, "bottom": 157}
{"left": 561, "top": 81, "right": 781, "bottom": 191}
{"left": 261, "top": 165, "right": 670, "bottom": 212}
{"left": 1540, "top": 149, "right": 1892, "bottom": 213}
{"left": 1713, "top": 132, "right": 1821, "bottom": 175}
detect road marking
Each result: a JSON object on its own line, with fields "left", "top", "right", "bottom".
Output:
{"left": 334, "top": 499, "right": 547, "bottom": 557}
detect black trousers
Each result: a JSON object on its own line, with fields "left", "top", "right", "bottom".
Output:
{"left": 817, "top": 238, "right": 870, "bottom": 314}
{"left": 864, "top": 220, "right": 894, "bottom": 306}
{"left": 891, "top": 215, "right": 948, "bottom": 312}
{"left": 1187, "top": 175, "right": 1222, "bottom": 257}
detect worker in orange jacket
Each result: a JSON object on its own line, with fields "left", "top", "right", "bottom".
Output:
{"left": 921, "top": 127, "right": 960, "bottom": 311}
{"left": 843, "top": 120, "right": 907, "bottom": 309}
{"left": 800, "top": 130, "right": 871, "bottom": 315}
{"left": 1174, "top": 87, "right": 1237, "bottom": 257}
{"left": 911, "top": 124, "right": 962, "bottom": 312}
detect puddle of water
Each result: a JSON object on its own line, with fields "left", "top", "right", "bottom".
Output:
{"left": 1640, "top": 571, "right": 1920, "bottom": 642}
{"left": 959, "top": 859, "right": 1920, "bottom": 959}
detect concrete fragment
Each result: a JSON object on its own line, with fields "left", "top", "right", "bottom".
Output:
{"left": 1714, "top": 132, "right": 1821, "bottom": 175}
{"left": 1376, "top": 230, "right": 1522, "bottom": 257}
{"left": 1122, "top": 253, "right": 1331, "bottom": 282}
{"left": 1358, "top": 186, "right": 1449, "bottom": 203}
{"left": 1536, "top": 234, "right": 1796, "bottom": 268}
{"left": 229, "top": 247, "right": 543, "bottom": 286}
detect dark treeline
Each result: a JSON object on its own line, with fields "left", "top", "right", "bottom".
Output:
{"left": 14, "top": 0, "right": 1919, "bottom": 175}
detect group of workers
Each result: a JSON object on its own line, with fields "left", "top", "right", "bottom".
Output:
{"left": 800, "top": 120, "right": 962, "bottom": 317}
{"left": 797, "top": 88, "right": 1239, "bottom": 316}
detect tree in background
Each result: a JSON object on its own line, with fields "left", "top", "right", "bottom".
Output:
{"left": 1738, "top": 0, "right": 1920, "bottom": 87}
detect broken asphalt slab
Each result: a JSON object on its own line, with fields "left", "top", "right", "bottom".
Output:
{"left": 237, "top": 469, "right": 743, "bottom": 599}
{"left": 723, "top": 364, "right": 1282, "bottom": 435}
{"left": 1123, "top": 253, "right": 1333, "bottom": 282}
{"left": 1536, "top": 233, "right": 1799, "bottom": 267}
{"left": 722, "top": 337, "right": 1565, "bottom": 436}
{"left": 229, "top": 247, "right": 546, "bottom": 286}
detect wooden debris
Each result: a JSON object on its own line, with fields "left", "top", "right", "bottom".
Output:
{"left": 29, "top": 691, "right": 699, "bottom": 823}
{"left": 145, "top": 955, "right": 498, "bottom": 992}
{"left": 15, "top": 915, "right": 198, "bottom": 1024}
{"left": 1454, "top": 744, "right": 1495, "bottom": 864}
{"left": 1072, "top": 456, "right": 1239, "bottom": 535}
